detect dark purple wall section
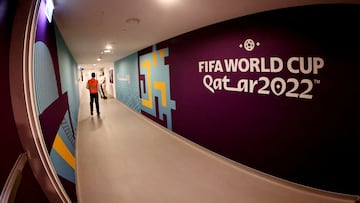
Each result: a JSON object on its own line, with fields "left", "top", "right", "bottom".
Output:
{"left": 1, "top": 0, "right": 48, "bottom": 201}
{"left": 13, "top": 163, "right": 49, "bottom": 203}
{"left": 158, "top": 4, "right": 360, "bottom": 195}
{"left": 39, "top": 93, "right": 69, "bottom": 151}
{"left": 0, "top": 0, "right": 23, "bottom": 188}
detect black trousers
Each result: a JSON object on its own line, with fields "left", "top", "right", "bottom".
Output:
{"left": 89, "top": 93, "right": 99, "bottom": 114}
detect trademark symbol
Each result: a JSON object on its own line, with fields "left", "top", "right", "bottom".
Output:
{"left": 314, "top": 79, "right": 321, "bottom": 84}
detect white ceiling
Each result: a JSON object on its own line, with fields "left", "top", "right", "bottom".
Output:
{"left": 53, "top": 0, "right": 359, "bottom": 70}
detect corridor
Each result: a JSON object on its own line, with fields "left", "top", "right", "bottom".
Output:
{"left": 75, "top": 85, "right": 356, "bottom": 203}
{"left": 2, "top": 1, "right": 359, "bottom": 202}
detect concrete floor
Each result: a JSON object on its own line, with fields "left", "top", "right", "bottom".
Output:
{"left": 75, "top": 85, "right": 357, "bottom": 203}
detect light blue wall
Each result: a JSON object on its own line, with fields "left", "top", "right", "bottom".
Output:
{"left": 114, "top": 53, "right": 141, "bottom": 111}
{"left": 55, "top": 24, "right": 80, "bottom": 131}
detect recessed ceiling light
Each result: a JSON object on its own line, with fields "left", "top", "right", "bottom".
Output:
{"left": 45, "top": 0, "right": 54, "bottom": 23}
{"left": 105, "top": 45, "right": 112, "bottom": 50}
{"left": 157, "top": 0, "right": 178, "bottom": 6}
{"left": 125, "top": 18, "right": 140, "bottom": 24}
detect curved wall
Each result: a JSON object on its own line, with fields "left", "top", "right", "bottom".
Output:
{"left": 33, "top": 0, "right": 79, "bottom": 201}
{"left": 115, "top": 4, "right": 360, "bottom": 195}
{"left": 0, "top": 0, "right": 23, "bottom": 186}
{"left": 2, "top": 0, "right": 49, "bottom": 202}
{"left": 8, "top": 0, "right": 79, "bottom": 201}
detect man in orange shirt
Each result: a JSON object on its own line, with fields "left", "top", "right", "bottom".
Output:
{"left": 86, "top": 72, "right": 100, "bottom": 116}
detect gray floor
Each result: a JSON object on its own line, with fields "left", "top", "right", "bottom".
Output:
{"left": 75, "top": 85, "right": 357, "bottom": 203}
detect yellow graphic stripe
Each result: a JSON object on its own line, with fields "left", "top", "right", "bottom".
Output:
{"left": 152, "top": 49, "right": 157, "bottom": 67}
{"left": 141, "top": 60, "right": 153, "bottom": 109}
{"left": 159, "top": 48, "right": 165, "bottom": 58}
{"left": 154, "top": 81, "right": 167, "bottom": 107}
{"left": 53, "top": 134, "right": 75, "bottom": 169}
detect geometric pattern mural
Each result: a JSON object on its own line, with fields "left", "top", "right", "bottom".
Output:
{"left": 139, "top": 45, "right": 176, "bottom": 130}
{"left": 34, "top": 41, "right": 76, "bottom": 184}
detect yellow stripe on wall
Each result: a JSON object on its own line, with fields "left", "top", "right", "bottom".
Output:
{"left": 154, "top": 81, "right": 167, "bottom": 107}
{"left": 141, "top": 60, "right": 153, "bottom": 109}
{"left": 53, "top": 134, "right": 75, "bottom": 169}
{"left": 159, "top": 48, "right": 165, "bottom": 58}
{"left": 152, "top": 50, "right": 157, "bottom": 67}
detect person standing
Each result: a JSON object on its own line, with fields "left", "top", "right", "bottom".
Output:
{"left": 99, "top": 72, "right": 107, "bottom": 99}
{"left": 86, "top": 72, "right": 100, "bottom": 116}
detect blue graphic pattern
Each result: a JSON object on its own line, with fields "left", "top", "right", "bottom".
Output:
{"left": 139, "top": 45, "right": 176, "bottom": 129}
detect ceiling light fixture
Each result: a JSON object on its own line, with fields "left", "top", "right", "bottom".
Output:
{"left": 45, "top": 0, "right": 54, "bottom": 23}
{"left": 125, "top": 17, "right": 140, "bottom": 24}
{"left": 105, "top": 44, "right": 112, "bottom": 50}
{"left": 157, "top": 0, "right": 178, "bottom": 6}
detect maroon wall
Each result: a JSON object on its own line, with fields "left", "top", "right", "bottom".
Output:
{"left": 1, "top": 0, "right": 48, "bottom": 201}
{"left": 157, "top": 4, "right": 360, "bottom": 195}
{"left": 0, "top": 0, "right": 25, "bottom": 188}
